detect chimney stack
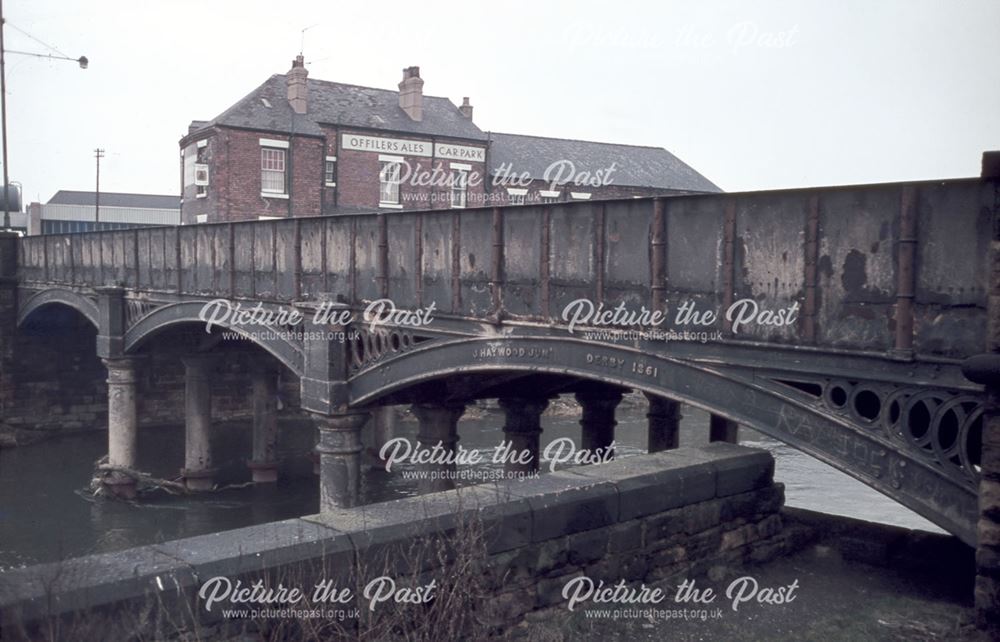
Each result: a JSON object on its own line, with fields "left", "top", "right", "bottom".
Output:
{"left": 287, "top": 55, "right": 308, "bottom": 114}
{"left": 459, "top": 97, "right": 473, "bottom": 120}
{"left": 398, "top": 66, "right": 424, "bottom": 121}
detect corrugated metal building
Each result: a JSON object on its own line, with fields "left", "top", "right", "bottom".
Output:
{"left": 27, "top": 191, "right": 181, "bottom": 235}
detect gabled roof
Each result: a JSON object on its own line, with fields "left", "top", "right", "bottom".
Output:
{"left": 48, "top": 190, "right": 180, "bottom": 209}
{"left": 196, "top": 75, "right": 487, "bottom": 142}
{"left": 487, "top": 132, "right": 720, "bottom": 192}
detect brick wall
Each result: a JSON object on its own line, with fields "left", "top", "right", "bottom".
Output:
{"left": 2, "top": 310, "right": 107, "bottom": 436}
{"left": 181, "top": 128, "right": 325, "bottom": 224}
{"left": 334, "top": 129, "right": 488, "bottom": 213}
{"left": 180, "top": 121, "right": 699, "bottom": 224}
{"left": 183, "top": 126, "right": 493, "bottom": 222}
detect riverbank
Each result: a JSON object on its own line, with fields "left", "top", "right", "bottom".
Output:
{"left": 527, "top": 508, "right": 983, "bottom": 641}
{"left": 0, "top": 452, "right": 984, "bottom": 641}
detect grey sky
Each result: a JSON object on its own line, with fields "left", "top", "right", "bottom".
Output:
{"left": 5, "top": 0, "right": 999, "bottom": 203}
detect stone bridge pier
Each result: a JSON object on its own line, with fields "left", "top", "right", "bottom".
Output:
{"left": 180, "top": 355, "right": 216, "bottom": 491}
{"left": 248, "top": 365, "right": 280, "bottom": 483}
{"left": 80, "top": 287, "right": 301, "bottom": 496}
{"left": 499, "top": 396, "right": 549, "bottom": 474}
{"left": 103, "top": 356, "right": 139, "bottom": 498}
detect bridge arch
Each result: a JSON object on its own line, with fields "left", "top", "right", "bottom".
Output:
{"left": 348, "top": 335, "right": 979, "bottom": 545}
{"left": 17, "top": 288, "right": 100, "bottom": 329}
{"left": 123, "top": 301, "right": 304, "bottom": 377}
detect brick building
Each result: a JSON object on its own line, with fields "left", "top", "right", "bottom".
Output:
{"left": 179, "top": 57, "right": 718, "bottom": 224}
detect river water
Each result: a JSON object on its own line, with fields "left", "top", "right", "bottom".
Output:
{"left": 0, "top": 402, "right": 942, "bottom": 571}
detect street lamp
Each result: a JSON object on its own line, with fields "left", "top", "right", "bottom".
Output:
{"left": 0, "top": 1, "right": 88, "bottom": 229}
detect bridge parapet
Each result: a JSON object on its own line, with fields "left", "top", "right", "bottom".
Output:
{"left": 13, "top": 177, "right": 995, "bottom": 360}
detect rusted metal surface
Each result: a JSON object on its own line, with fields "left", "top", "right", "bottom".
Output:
{"left": 503, "top": 206, "right": 543, "bottom": 317}
{"left": 802, "top": 195, "right": 819, "bottom": 344}
{"left": 549, "top": 202, "right": 597, "bottom": 314}
{"left": 603, "top": 199, "right": 650, "bottom": 309}
{"left": 377, "top": 213, "right": 388, "bottom": 299}
{"left": 414, "top": 213, "right": 423, "bottom": 306}
{"left": 297, "top": 218, "right": 323, "bottom": 299}
{"left": 386, "top": 215, "right": 417, "bottom": 306}
{"left": 14, "top": 178, "right": 992, "bottom": 354}
{"left": 491, "top": 206, "right": 504, "bottom": 317}
{"left": 451, "top": 211, "right": 461, "bottom": 313}
{"left": 459, "top": 209, "right": 492, "bottom": 316}
{"left": 594, "top": 203, "right": 606, "bottom": 304}
{"left": 816, "top": 187, "right": 895, "bottom": 349}
{"left": 12, "top": 177, "right": 998, "bottom": 545}
{"left": 417, "top": 211, "right": 451, "bottom": 312}
{"left": 540, "top": 205, "right": 551, "bottom": 318}
{"left": 895, "top": 186, "right": 917, "bottom": 358}
{"left": 914, "top": 181, "right": 991, "bottom": 357}
{"left": 722, "top": 200, "right": 736, "bottom": 334}
{"left": 650, "top": 198, "right": 666, "bottom": 314}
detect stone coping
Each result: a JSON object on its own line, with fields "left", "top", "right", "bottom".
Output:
{"left": 0, "top": 442, "right": 772, "bottom": 622}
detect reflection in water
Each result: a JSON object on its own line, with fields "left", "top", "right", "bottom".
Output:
{"left": 0, "top": 402, "right": 942, "bottom": 570}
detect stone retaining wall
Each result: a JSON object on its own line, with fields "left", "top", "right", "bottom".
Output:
{"left": 0, "top": 443, "right": 788, "bottom": 639}
{"left": 1, "top": 322, "right": 304, "bottom": 444}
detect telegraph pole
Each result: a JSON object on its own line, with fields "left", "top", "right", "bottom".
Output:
{"left": 94, "top": 147, "right": 104, "bottom": 226}
{"left": 0, "top": 5, "right": 86, "bottom": 230}
{"left": 1, "top": 3, "right": 9, "bottom": 230}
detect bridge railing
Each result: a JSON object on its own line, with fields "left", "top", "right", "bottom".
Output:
{"left": 16, "top": 177, "right": 994, "bottom": 359}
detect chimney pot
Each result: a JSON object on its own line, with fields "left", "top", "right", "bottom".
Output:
{"left": 287, "top": 55, "right": 309, "bottom": 114}
{"left": 459, "top": 97, "right": 473, "bottom": 120}
{"left": 983, "top": 151, "right": 1000, "bottom": 178}
{"left": 398, "top": 65, "right": 424, "bottom": 121}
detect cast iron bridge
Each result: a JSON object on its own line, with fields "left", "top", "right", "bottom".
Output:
{"left": 9, "top": 177, "right": 997, "bottom": 545}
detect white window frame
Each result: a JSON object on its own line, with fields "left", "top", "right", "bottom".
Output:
{"left": 506, "top": 187, "right": 528, "bottom": 206}
{"left": 379, "top": 155, "right": 403, "bottom": 207}
{"left": 260, "top": 146, "right": 287, "bottom": 196}
{"left": 259, "top": 138, "right": 289, "bottom": 149}
{"left": 324, "top": 155, "right": 337, "bottom": 187}
{"left": 450, "top": 164, "right": 469, "bottom": 209}
{"left": 194, "top": 164, "right": 209, "bottom": 186}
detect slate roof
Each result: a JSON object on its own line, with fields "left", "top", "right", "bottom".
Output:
{"left": 487, "top": 132, "right": 720, "bottom": 192}
{"left": 48, "top": 190, "right": 180, "bottom": 209}
{"left": 197, "top": 75, "right": 488, "bottom": 142}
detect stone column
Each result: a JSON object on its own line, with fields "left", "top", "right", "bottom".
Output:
{"left": 411, "top": 402, "right": 465, "bottom": 492}
{"left": 575, "top": 387, "right": 624, "bottom": 459}
{"left": 498, "top": 397, "right": 549, "bottom": 474}
{"left": 247, "top": 366, "right": 280, "bottom": 483}
{"left": 372, "top": 405, "right": 399, "bottom": 450}
{"left": 314, "top": 411, "right": 369, "bottom": 511}
{"left": 181, "top": 355, "right": 216, "bottom": 491}
{"left": 103, "top": 357, "right": 139, "bottom": 498}
{"left": 709, "top": 414, "right": 739, "bottom": 443}
{"left": 646, "top": 393, "right": 681, "bottom": 452}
